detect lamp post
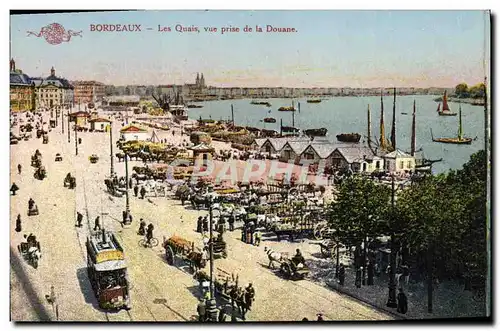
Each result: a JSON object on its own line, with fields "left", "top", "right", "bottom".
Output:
{"left": 67, "top": 111, "right": 70, "bottom": 143}
{"left": 109, "top": 122, "right": 114, "bottom": 178}
{"left": 62, "top": 109, "right": 64, "bottom": 134}
{"left": 74, "top": 122, "right": 78, "bottom": 156}
{"left": 386, "top": 175, "right": 398, "bottom": 308}
{"left": 123, "top": 152, "right": 132, "bottom": 226}
{"left": 206, "top": 198, "right": 219, "bottom": 321}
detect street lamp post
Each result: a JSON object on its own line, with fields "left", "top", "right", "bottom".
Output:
{"left": 109, "top": 122, "right": 114, "bottom": 178}
{"left": 206, "top": 199, "right": 219, "bottom": 321}
{"left": 74, "top": 122, "right": 78, "bottom": 156}
{"left": 123, "top": 152, "right": 132, "bottom": 226}
{"left": 67, "top": 111, "right": 70, "bottom": 143}
{"left": 62, "top": 109, "right": 64, "bottom": 134}
{"left": 386, "top": 176, "right": 398, "bottom": 308}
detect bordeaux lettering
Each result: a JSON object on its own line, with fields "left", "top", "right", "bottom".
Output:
{"left": 175, "top": 24, "right": 199, "bottom": 33}
{"left": 266, "top": 25, "right": 297, "bottom": 33}
{"left": 89, "top": 24, "right": 142, "bottom": 32}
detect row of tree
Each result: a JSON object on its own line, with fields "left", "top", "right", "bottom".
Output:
{"left": 454, "top": 83, "right": 486, "bottom": 99}
{"left": 328, "top": 150, "right": 487, "bottom": 284}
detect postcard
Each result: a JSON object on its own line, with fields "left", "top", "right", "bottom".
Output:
{"left": 9, "top": 9, "right": 491, "bottom": 322}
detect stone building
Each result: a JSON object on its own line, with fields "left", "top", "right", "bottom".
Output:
{"left": 9, "top": 59, "right": 35, "bottom": 112}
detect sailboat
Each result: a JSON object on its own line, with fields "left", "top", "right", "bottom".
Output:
{"left": 431, "top": 104, "right": 472, "bottom": 144}
{"left": 437, "top": 91, "right": 457, "bottom": 116}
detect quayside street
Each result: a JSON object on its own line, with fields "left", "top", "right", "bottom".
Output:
{"left": 10, "top": 110, "right": 392, "bottom": 322}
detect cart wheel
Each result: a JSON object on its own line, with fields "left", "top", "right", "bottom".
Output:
{"left": 165, "top": 246, "right": 175, "bottom": 265}
{"left": 138, "top": 238, "right": 146, "bottom": 247}
{"left": 281, "top": 263, "right": 291, "bottom": 279}
{"left": 313, "top": 224, "right": 324, "bottom": 240}
{"left": 320, "top": 245, "right": 329, "bottom": 258}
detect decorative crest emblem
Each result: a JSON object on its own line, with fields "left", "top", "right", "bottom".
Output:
{"left": 27, "top": 23, "right": 82, "bottom": 45}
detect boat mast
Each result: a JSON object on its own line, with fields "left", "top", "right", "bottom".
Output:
{"left": 292, "top": 108, "right": 295, "bottom": 128}
{"left": 390, "top": 87, "right": 397, "bottom": 150}
{"left": 458, "top": 103, "right": 463, "bottom": 140}
{"left": 411, "top": 100, "right": 416, "bottom": 156}
{"left": 379, "top": 90, "right": 387, "bottom": 151}
{"left": 437, "top": 103, "right": 441, "bottom": 113}
{"left": 367, "top": 104, "right": 371, "bottom": 149}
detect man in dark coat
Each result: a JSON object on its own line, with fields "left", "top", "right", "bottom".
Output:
{"left": 140, "top": 186, "right": 146, "bottom": 199}
{"left": 197, "top": 216, "right": 203, "bottom": 233}
{"left": 28, "top": 198, "right": 35, "bottom": 210}
{"left": 397, "top": 288, "right": 408, "bottom": 314}
{"left": 146, "top": 223, "right": 154, "bottom": 245}
{"left": 76, "top": 212, "right": 83, "bottom": 227}
{"left": 11, "top": 183, "right": 19, "bottom": 196}
{"left": 133, "top": 185, "right": 139, "bottom": 197}
{"left": 202, "top": 216, "right": 209, "bottom": 233}
{"left": 15, "top": 214, "right": 22, "bottom": 232}
{"left": 129, "top": 178, "right": 133, "bottom": 189}
{"left": 338, "top": 263, "right": 346, "bottom": 286}
{"left": 18, "top": 164, "right": 22, "bottom": 175}
{"left": 94, "top": 216, "right": 101, "bottom": 231}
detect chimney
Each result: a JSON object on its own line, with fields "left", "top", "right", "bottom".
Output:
{"left": 10, "top": 58, "right": 15, "bottom": 72}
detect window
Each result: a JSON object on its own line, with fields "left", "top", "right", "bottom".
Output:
{"left": 362, "top": 163, "right": 367, "bottom": 172}
{"left": 304, "top": 152, "right": 315, "bottom": 160}
{"left": 407, "top": 161, "right": 412, "bottom": 168}
{"left": 375, "top": 161, "right": 380, "bottom": 169}
{"left": 400, "top": 161, "right": 404, "bottom": 169}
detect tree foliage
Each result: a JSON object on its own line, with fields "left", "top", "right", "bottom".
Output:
{"left": 454, "top": 82, "right": 485, "bottom": 99}
{"left": 328, "top": 150, "right": 487, "bottom": 281}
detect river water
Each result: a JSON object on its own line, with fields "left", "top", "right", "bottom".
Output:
{"left": 187, "top": 96, "right": 486, "bottom": 174}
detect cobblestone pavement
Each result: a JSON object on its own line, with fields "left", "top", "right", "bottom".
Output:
{"left": 10, "top": 111, "right": 392, "bottom": 321}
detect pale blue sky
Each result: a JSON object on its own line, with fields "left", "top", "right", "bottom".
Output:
{"left": 10, "top": 10, "right": 490, "bottom": 87}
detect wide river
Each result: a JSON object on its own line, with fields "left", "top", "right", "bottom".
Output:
{"left": 187, "top": 96, "right": 487, "bottom": 174}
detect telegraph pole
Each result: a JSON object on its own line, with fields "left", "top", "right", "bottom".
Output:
{"left": 123, "top": 153, "right": 132, "bottom": 226}
{"left": 62, "top": 108, "right": 64, "bottom": 134}
{"left": 386, "top": 176, "right": 397, "bottom": 308}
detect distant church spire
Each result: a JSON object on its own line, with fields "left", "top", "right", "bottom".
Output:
{"left": 196, "top": 73, "right": 200, "bottom": 86}
{"left": 200, "top": 73, "right": 205, "bottom": 87}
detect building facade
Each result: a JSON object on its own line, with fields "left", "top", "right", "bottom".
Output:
{"left": 31, "top": 67, "right": 74, "bottom": 109}
{"left": 73, "top": 81, "right": 106, "bottom": 105}
{"left": 9, "top": 59, "right": 35, "bottom": 112}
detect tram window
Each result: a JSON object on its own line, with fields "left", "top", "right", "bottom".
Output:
{"left": 99, "top": 269, "right": 127, "bottom": 289}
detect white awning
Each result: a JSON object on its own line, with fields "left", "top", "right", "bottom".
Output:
{"left": 95, "top": 259, "right": 127, "bottom": 271}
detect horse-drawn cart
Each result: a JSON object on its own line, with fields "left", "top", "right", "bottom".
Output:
{"left": 162, "top": 236, "right": 207, "bottom": 272}
{"left": 279, "top": 258, "right": 310, "bottom": 280}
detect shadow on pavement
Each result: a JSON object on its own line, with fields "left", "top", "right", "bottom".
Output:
{"left": 10, "top": 247, "right": 52, "bottom": 321}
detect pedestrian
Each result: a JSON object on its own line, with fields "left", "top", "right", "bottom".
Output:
{"left": 94, "top": 216, "right": 101, "bottom": 231}
{"left": 397, "top": 288, "right": 408, "bottom": 314}
{"left": 76, "top": 212, "right": 83, "bottom": 227}
{"left": 138, "top": 219, "right": 146, "bottom": 235}
{"left": 202, "top": 216, "right": 209, "bottom": 233}
{"left": 17, "top": 164, "right": 22, "bottom": 175}
{"left": 11, "top": 183, "right": 19, "bottom": 196}
{"left": 228, "top": 213, "right": 235, "bottom": 232}
{"left": 367, "top": 261, "right": 374, "bottom": 285}
{"left": 129, "top": 178, "right": 133, "bottom": 189}
{"left": 302, "top": 318, "right": 309, "bottom": 321}
{"left": 134, "top": 185, "right": 138, "bottom": 197}
{"left": 15, "top": 214, "right": 22, "bottom": 232}
{"left": 355, "top": 267, "right": 362, "bottom": 288}
{"left": 254, "top": 230, "right": 261, "bottom": 247}
{"left": 317, "top": 313, "right": 324, "bottom": 321}
{"left": 197, "top": 216, "right": 203, "bottom": 233}
{"left": 140, "top": 186, "right": 146, "bottom": 199}
{"left": 197, "top": 298, "right": 206, "bottom": 322}
{"left": 338, "top": 263, "right": 346, "bottom": 286}
{"left": 146, "top": 223, "right": 154, "bottom": 245}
